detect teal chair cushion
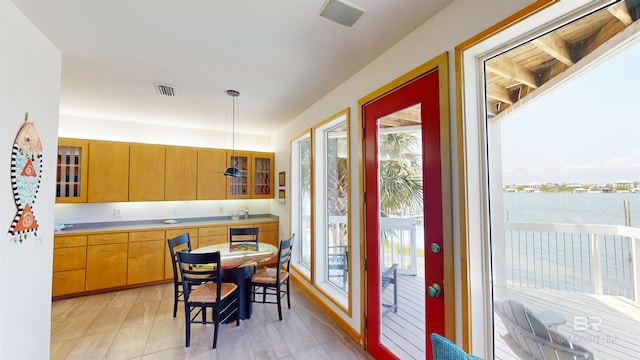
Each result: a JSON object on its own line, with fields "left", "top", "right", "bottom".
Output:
{"left": 431, "top": 333, "right": 484, "bottom": 360}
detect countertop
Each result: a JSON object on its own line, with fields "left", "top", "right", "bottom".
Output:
{"left": 54, "top": 214, "right": 279, "bottom": 235}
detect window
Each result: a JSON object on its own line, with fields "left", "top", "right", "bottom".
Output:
{"left": 290, "top": 109, "right": 351, "bottom": 309}
{"left": 290, "top": 131, "right": 312, "bottom": 279}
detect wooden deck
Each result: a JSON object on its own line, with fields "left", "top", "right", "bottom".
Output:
{"left": 494, "top": 286, "right": 640, "bottom": 360}
{"left": 381, "top": 273, "right": 426, "bottom": 359}
{"left": 377, "top": 275, "right": 640, "bottom": 360}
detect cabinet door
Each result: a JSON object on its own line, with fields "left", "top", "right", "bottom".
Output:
{"left": 197, "top": 148, "right": 227, "bottom": 200}
{"left": 86, "top": 242, "right": 128, "bottom": 290}
{"left": 251, "top": 152, "right": 274, "bottom": 199}
{"left": 226, "top": 150, "right": 251, "bottom": 199}
{"left": 56, "top": 138, "right": 88, "bottom": 203}
{"left": 128, "top": 239, "right": 165, "bottom": 285}
{"left": 257, "top": 221, "right": 279, "bottom": 266}
{"left": 88, "top": 141, "right": 130, "bottom": 202}
{"left": 53, "top": 247, "right": 86, "bottom": 272}
{"left": 165, "top": 146, "right": 197, "bottom": 200}
{"left": 129, "top": 144, "right": 165, "bottom": 201}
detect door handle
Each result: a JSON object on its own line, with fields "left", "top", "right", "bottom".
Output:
{"left": 428, "top": 283, "right": 441, "bottom": 297}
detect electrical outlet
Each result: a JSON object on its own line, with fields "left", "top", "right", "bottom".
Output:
{"left": 114, "top": 209, "right": 122, "bottom": 218}
{"left": 219, "top": 206, "right": 224, "bottom": 213}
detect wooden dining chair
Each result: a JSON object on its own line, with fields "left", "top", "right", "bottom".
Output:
{"left": 229, "top": 227, "right": 259, "bottom": 245}
{"left": 167, "top": 233, "right": 192, "bottom": 317}
{"left": 177, "top": 250, "right": 240, "bottom": 348}
{"left": 250, "top": 234, "right": 295, "bottom": 320}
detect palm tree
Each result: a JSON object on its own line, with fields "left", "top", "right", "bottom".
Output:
{"left": 379, "top": 132, "right": 423, "bottom": 217}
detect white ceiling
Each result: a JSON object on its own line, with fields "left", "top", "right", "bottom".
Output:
{"left": 12, "top": 0, "right": 452, "bottom": 136}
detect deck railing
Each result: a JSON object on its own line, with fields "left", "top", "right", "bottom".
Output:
{"left": 501, "top": 222, "right": 640, "bottom": 303}
{"left": 380, "top": 217, "right": 418, "bottom": 276}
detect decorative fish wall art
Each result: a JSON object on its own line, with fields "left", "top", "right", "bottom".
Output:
{"left": 7, "top": 113, "right": 43, "bottom": 243}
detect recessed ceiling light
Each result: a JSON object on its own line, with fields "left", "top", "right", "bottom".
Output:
{"left": 319, "top": 0, "right": 365, "bottom": 27}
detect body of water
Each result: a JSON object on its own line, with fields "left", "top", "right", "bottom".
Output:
{"left": 503, "top": 192, "right": 640, "bottom": 226}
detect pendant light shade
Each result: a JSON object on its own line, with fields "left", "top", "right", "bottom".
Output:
{"left": 224, "top": 89, "right": 243, "bottom": 177}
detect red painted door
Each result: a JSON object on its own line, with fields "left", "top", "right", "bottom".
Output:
{"left": 363, "top": 69, "right": 444, "bottom": 359}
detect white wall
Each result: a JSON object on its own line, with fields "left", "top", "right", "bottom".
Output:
{"left": 270, "top": 0, "right": 536, "bottom": 341}
{"left": 0, "top": 1, "right": 61, "bottom": 358}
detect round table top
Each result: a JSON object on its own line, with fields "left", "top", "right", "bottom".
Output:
{"left": 192, "top": 242, "right": 278, "bottom": 269}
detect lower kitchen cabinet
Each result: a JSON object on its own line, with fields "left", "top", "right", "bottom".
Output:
{"left": 128, "top": 230, "right": 165, "bottom": 285}
{"left": 85, "top": 233, "right": 128, "bottom": 291}
{"left": 52, "top": 235, "right": 87, "bottom": 297}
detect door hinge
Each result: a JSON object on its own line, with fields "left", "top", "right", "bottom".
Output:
{"left": 363, "top": 192, "right": 366, "bottom": 203}
{"left": 364, "top": 316, "right": 367, "bottom": 328}
{"left": 364, "top": 258, "right": 367, "bottom": 271}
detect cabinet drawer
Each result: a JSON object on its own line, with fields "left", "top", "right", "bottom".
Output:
{"left": 166, "top": 228, "right": 197, "bottom": 240}
{"left": 198, "top": 235, "right": 226, "bottom": 247}
{"left": 53, "top": 247, "right": 86, "bottom": 272}
{"left": 87, "top": 233, "right": 128, "bottom": 245}
{"left": 257, "top": 222, "right": 278, "bottom": 232}
{"left": 52, "top": 269, "right": 85, "bottom": 297}
{"left": 129, "top": 230, "right": 165, "bottom": 242}
{"left": 54, "top": 235, "right": 87, "bottom": 248}
{"left": 199, "top": 226, "right": 227, "bottom": 237}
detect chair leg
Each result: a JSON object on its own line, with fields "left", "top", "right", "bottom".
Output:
{"left": 276, "top": 285, "right": 283, "bottom": 321}
{"left": 184, "top": 304, "right": 191, "bottom": 347}
{"left": 212, "top": 305, "right": 219, "bottom": 349}
{"left": 286, "top": 280, "right": 291, "bottom": 309}
{"left": 173, "top": 284, "right": 179, "bottom": 317}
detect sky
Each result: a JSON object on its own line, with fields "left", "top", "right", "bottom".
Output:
{"left": 500, "top": 41, "right": 640, "bottom": 186}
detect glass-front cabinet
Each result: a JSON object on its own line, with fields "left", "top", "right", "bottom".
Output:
{"left": 226, "top": 150, "right": 251, "bottom": 199}
{"left": 56, "top": 138, "right": 88, "bottom": 203}
{"left": 225, "top": 150, "right": 274, "bottom": 199}
{"left": 251, "top": 152, "right": 274, "bottom": 199}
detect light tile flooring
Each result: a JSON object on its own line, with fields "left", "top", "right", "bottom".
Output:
{"left": 50, "top": 282, "right": 374, "bottom": 360}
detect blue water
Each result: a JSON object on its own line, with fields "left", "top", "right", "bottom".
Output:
{"left": 503, "top": 192, "right": 640, "bottom": 226}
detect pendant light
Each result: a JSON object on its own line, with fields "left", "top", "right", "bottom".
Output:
{"left": 224, "top": 89, "right": 244, "bottom": 177}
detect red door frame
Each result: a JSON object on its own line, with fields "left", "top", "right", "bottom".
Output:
{"left": 363, "top": 69, "right": 444, "bottom": 359}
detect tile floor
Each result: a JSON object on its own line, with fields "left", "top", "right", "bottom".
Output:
{"left": 50, "top": 282, "right": 373, "bottom": 360}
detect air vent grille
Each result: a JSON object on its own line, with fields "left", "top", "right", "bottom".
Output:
{"left": 155, "top": 83, "right": 175, "bottom": 97}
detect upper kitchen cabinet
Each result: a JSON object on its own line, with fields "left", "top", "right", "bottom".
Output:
{"left": 226, "top": 150, "right": 251, "bottom": 199}
{"left": 129, "top": 143, "right": 165, "bottom": 201}
{"left": 251, "top": 152, "right": 274, "bottom": 199}
{"left": 56, "top": 138, "right": 88, "bottom": 203}
{"left": 197, "top": 148, "right": 227, "bottom": 200}
{"left": 165, "top": 146, "right": 197, "bottom": 201}
{"left": 88, "top": 140, "right": 130, "bottom": 202}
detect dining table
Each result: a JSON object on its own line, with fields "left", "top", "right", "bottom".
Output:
{"left": 191, "top": 241, "right": 278, "bottom": 320}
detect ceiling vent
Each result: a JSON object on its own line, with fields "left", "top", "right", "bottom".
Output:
{"left": 319, "top": 0, "right": 365, "bottom": 27}
{"left": 154, "top": 83, "right": 175, "bottom": 97}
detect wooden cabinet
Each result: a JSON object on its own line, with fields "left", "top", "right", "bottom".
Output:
{"left": 52, "top": 235, "right": 87, "bottom": 296}
{"left": 85, "top": 233, "right": 128, "bottom": 291}
{"left": 51, "top": 219, "right": 278, "bottom": 297}
{"left": 128, "top": 230, "right": 165, "bottom": 285}
{"left": 165, "top": 146, "right": 197, "bottom": 200}
{"left": 251, "top": 152, "right": 274, "bottom": 199}
{"left": 256, "top": 221, "right": 279, "bottom": 266}
{"left": 129, "top": 144, "right": 165, "bottom": 201}
{"left": 165, "top": 228, "right": 198, "bottom": 280}
{"left": 56, "top": 138, "right": 88, "bottom": 203}
{"left": 197, "top": 148, "right": 227, "bottom": 200}
{"left": 198, "top": 225, "right": 227, "bottom": 247}
{"left": 226, "top": 150, "right": 251, "bottom": 199}
{"left": 88, "top": 141, "right": 130, "bottom": 202}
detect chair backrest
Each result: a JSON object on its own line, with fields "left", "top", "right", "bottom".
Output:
{"left": 229, "top": 227, "right": 259, "bottom": 244}
{"left": 430, "top": 333, "right": 483, "bottom": 360}
{"left": 167, "top": 233, "right": 192, "bottom": 280}
{"left": 277, "top": 234, "right": 295, "bottom": 273}
{"left": 176, "top": 251, "right": 222, "bottom": 300}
